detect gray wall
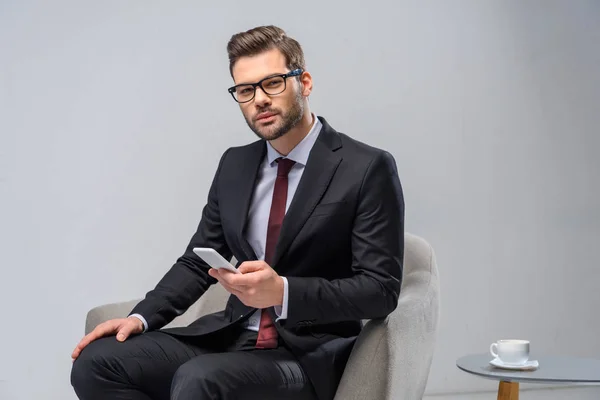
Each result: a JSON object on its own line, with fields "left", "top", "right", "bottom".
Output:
{"left": 1, "top": 1, "right": 599, "bottom": 399}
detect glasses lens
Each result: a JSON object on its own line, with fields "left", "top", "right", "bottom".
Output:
{"left": 261, "top": 77, "right": 286, "bottom": 95}
{"left": 234, "top": 85, "right": 255, "bottom": 102}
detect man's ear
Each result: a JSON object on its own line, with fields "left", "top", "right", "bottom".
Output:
{"left": 299, "top": 71, "right": 313, "bottom": 97}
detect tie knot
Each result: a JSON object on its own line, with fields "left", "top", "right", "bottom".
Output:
{"left": 276, "top": 158, "right": 296, "bottom": 177}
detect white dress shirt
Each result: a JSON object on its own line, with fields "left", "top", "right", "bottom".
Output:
{"left": 132, "top": 115, "right": 323, "bottom": 332}
{"left": 241, "top": 114, "right": 323, "bottom": 331}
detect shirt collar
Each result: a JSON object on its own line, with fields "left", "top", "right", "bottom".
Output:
{"left": 266, "top": 114, "right": 322, "bottom": 166}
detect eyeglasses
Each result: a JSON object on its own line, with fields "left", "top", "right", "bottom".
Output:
{"left": 227, "top": 69, "right": 303, "bottom": 103}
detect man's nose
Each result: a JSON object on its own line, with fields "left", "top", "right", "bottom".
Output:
{"left": 253, "top": 87, "right": 271, "bottom": 108}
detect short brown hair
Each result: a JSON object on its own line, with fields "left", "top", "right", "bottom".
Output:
{"left": 227, "top": 25, "right": 305, "bottom": 78}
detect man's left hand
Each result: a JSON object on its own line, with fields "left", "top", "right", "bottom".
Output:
{"left": 208, "top": 261, "right": 284, "bottom": 309}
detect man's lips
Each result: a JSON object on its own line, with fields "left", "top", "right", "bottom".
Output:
{"left": 256, "top": 112, "right": 277, "bottom": 121}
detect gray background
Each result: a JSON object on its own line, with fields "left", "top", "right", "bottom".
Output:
{"left": 1, "top": 1, "right": 599, "bottom": 399}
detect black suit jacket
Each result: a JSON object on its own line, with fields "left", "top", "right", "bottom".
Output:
{"left": 130, "top": 116, "right": 405, "bottom": 400}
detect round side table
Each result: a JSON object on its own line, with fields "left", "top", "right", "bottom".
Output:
{"left": 456, "top": 354, "right": 600, "bottom": 399}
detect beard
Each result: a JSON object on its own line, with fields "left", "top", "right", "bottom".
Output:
{"left": 244, "top": 90, "right": 304, "bottom": 141}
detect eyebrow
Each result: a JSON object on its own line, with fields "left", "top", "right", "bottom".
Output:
{"left": 234, "top": 72, "right": 288, "bottom": 86}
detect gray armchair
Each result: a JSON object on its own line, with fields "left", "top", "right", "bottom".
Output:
{"left": 84, "top": 233, "right": 440, "bottom": 399}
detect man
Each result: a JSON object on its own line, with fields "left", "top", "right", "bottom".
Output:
{"left": 71, "top": 25, "right": 404, "bottom": 400}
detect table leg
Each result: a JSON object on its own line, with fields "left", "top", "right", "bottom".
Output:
{"left": 497, "top": 381, "right": 519, "bottom": 400}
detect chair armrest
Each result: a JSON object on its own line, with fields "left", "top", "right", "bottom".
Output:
{"left": 334, "top": 277, "right": 440, "bottom": 399}
{"left": 335, "top": 258, "right": 439, "bottom": 400}
{"left": 385, "top": 288, "right": 439, "bottom": 399}
{"left": 85, "top": 299, "right": 142, "bottom": 335}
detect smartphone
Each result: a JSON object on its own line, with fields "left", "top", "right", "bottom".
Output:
{"left": 193, "top": 247, "right": 240, "bottom": 274}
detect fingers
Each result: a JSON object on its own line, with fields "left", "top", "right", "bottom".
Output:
{"left": 218, "top": 269, "right": 240, "bottom": 285}
{"left": 209, "top": 268, "right": 247, "bottom": 296}
{"left": 71, "top": 321, "right": 117, "bottom": 359}
{"left": 116, "top": 319, "right": 139, "bottom": 342}
{"left": 220, "top": 279, "right": 245, "bottom": 297}
{"left": 220, "top": 268, "right": 264, "bottom": 287}
{"left": 208, "top": 268, "right": 219, "bottom": 279}
{"left": 211, "top": 268, "right": 244, "bottom": 287}
{"left": 237, "top": 261, "right": 269, "bottom": 274}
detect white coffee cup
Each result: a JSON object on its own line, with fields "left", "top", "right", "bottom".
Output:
{"left": 490, "top": 339, "right": 530, "bottom": 365}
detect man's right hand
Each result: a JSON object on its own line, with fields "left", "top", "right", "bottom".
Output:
{"left": 71, "top": 316, "right": 144, "bottom": 360}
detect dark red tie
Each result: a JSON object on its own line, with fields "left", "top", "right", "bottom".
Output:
{"left": 256, "top": 157, "right": 296, "bottom": 349}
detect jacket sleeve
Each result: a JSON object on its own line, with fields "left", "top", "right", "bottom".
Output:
{"left": 285, "top": 151, "right": 404, "bottom": 326}
{"left": 129, "top": 148, "right": 232, "bottom": 331}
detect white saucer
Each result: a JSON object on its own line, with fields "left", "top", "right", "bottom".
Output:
{"left": 489, "top": 358, "right": 539, "bottom": 371}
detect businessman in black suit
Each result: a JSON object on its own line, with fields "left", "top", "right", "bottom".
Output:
{"left": 71, "top": 25, "right": 404, "bottom": 400}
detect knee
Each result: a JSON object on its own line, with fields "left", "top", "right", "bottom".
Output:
{"left": 70, "top": 355, "right": 95, "bottom": 396}
{"left": 171, "top": 360, "right": 221, "bottom": 400}
{"left": 70, "top": 338, "right": 114, "bottom": 397}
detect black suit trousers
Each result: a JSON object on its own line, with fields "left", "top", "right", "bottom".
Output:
{"left": 70, "top": 325, "right": 317, "bottom": 400}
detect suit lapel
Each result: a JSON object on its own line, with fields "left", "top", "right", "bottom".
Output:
{"left": 232, "top": 140, "right": 266, "bottom": 261}
{"left": 272, "top": 118, "right": 343, "bottom": 266}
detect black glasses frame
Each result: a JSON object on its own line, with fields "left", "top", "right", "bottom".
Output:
{"left": 227, "top": 69, "right": 304, "bottom": 103}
